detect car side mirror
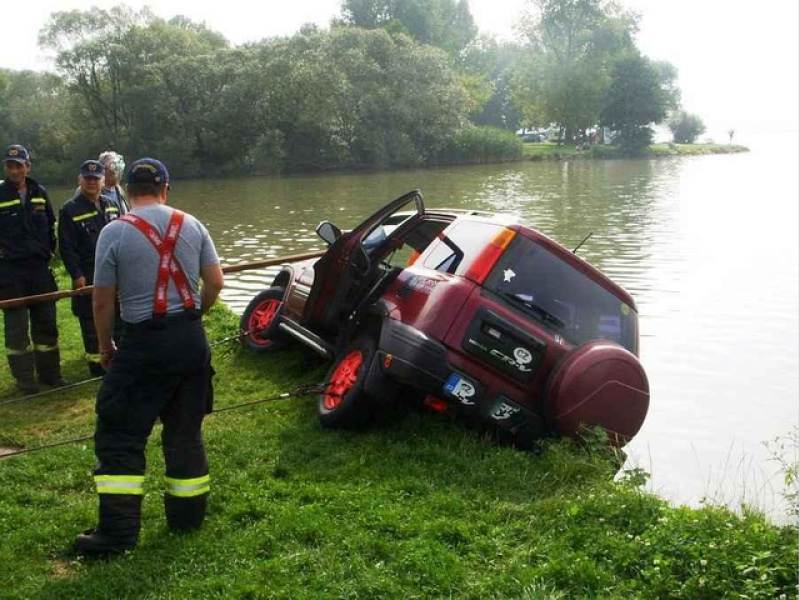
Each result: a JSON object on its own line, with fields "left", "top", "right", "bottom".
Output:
{"left": 316, "top": 221, "right": 342, "bottom": 245}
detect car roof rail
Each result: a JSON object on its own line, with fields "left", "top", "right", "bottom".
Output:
{"left": 427, "top": 207, "right": 520, "bottom": 224}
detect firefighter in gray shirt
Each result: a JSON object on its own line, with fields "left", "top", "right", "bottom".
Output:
{"left": 75, "top": 158, "right": 224, "bottom": 556}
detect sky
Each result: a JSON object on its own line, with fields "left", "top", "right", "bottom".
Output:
{"left": 5, "top": 1, "right": 799, "bottom": 139}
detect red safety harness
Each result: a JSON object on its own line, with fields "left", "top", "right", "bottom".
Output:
{"left": 119, "top": 210, "right": 196, "bottom": 318}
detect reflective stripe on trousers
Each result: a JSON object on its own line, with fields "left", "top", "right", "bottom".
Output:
{"left": 165, "top": 474, "right": 210, "bottom": 498}
{"left": 95, "top": 475, "right": 145, "bottom": 495}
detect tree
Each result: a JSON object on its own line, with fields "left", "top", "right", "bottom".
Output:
{"left": 461, "top": 37, "right": 524, "bottom": 130}
{"left": 0, "top": 69, "right": 75, "bottom": 181}
{"left": 512, "top": 0, "right": 638, "bottom": 143}
{"left": 600, "top": 52, "right": 679, "bottom": 153}
{"left": 668, "top": 110, "right": 706, "bottom": 144}
{"left": 38, "top": 7, "right": 231, "bottom": 173}
{"left": 338, "top": 0, "right": 477, "bottom": 55}
{"left": 248, "top": 27, "right": 470, "bottom": 171}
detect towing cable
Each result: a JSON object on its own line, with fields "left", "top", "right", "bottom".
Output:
{"left": 0, "top": 382, "right": 327, "bottom": 460}
{"left": 0, "top": 328, "right": 256, "bottom": 408}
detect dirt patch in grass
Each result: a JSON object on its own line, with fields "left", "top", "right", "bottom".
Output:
{"left": 49, "top": 559, "right": 76, "bottom": 580}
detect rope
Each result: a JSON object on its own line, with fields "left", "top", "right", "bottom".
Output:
{"left": 0, "top": 329, "right": 255, "bottom": 408}
{"left": 0, "top": 250, "right": 326, "bottom": 310}
{"left": 0, "top": 383, "right": 326, "bottom": 460}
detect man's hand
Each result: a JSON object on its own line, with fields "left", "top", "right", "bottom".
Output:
{"left": 73, "top": 276, "right": 87, "bottom": 289}
{"left": 99, "top": 342, "right": 117, "bottom": 370}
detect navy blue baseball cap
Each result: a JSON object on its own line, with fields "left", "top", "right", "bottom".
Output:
{"left": 79, "top": 159, "right": 105, "bottom": 178}
{"left": 127, "top": 158, "right": 169, "bottom": 185}
{"left": 4, "top": 145, "right": 30, "bottom": 165}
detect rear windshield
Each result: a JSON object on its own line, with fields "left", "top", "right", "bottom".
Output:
{"left": 484, "top": 236, "right": 637, "bottom": 352}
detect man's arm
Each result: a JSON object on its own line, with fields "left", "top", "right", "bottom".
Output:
{"left": 44, "top": 187, "right": 56, "bottom": 256}
{"left": 57, "top": 207, "right": 85, "bottom": 285}
{"left": 93, "top": 284, "right": 117, "bottom": 367}
{"left": 199, "top": 263, "right": 224, "bottom": 315}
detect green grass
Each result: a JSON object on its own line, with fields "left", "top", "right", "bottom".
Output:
{"left": 0, "top": 267, "right": 796, "bottom": 599}
{"left": 522, "top": 142, "right": 750, "bottom": 160}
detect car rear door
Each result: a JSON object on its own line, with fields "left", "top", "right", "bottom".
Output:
{"left": 302, "top": 189, "right": 425, "bottom": 335}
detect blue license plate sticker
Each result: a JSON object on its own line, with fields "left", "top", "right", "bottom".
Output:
{"left": 443, "top": 373, "right": 477, "bottom": 406}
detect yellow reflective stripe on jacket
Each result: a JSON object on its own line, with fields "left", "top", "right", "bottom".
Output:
{"left": 95, "top": 475, "right": 145, "bottom": 495}
{"left": 165, "top": 474, "right": 210, "bottom": 497}
{"left": 72, "top": 211, "right": 98, "bottom": 222}
{"left": 105, "top": 206, "right": 119, "bottom": 213}
{"left": 30, "top": 197, "right": 46, "bottom": 205}
{"left": 0, "top": 199, "right": 21, "bottom": 209}
{"left": 33, "top": 344, "right": 58, "bottom": 352}
{"left": 6, "top": 345, "right": 32, "bottom": 356}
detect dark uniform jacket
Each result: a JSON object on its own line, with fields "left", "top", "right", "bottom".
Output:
{"left": 58, "top": 191, "right": 124, "bottom": 282}
{"left": 0, "top": 177, "right": 56, "bottom": 264}
{"left": 101, "top": 185, "right": 129, "bottom": 214}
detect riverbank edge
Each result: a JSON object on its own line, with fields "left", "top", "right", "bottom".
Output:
{"left": 0, "top": 265, "right": 796, "bottom": 598}
{"left": 521, "top": 142, "right": 751, "bottom": 162}
{"left": 39, "top": 143, "right": 750, "bottom": 187}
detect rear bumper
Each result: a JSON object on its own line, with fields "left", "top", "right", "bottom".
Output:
{"left": 375, "top": 319, "right": 547, "bottom": 441}
{"left": 376, "top": 318, "right": 450, "bottom": 389}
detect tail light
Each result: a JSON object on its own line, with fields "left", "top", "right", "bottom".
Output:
{"left": 464, "top": 227, "right": 516, "bottom": 284}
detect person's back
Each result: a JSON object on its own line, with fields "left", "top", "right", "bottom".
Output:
{"left": 95, "top": 203, "right": 217, "bottom": 323}
{"left": 75, "top": 158, "right": 224, "bottom": 556}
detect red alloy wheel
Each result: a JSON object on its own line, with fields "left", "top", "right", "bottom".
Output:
{"left": 248, "top": 299, "right": 280, "bottom": 346}
{"left": 324, "top": 350, "right": 364, "bottom": 410}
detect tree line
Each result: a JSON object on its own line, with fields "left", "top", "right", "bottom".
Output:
{"left": 0, "top": 0, "right": 705, "bottom": 183}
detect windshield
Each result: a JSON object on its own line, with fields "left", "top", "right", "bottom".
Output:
{"left": 485, "top": 237, "right": 637, "bottom": 352}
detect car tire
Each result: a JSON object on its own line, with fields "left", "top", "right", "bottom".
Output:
{"left": 318, "top": 336, "right": 376, "bottom": 429}
{"left": 240, "top": 287, "right": 289, "bottom": 353}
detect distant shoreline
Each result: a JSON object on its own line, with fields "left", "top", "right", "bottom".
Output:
{"left": 522, "top": 142, "right": 750, "bottom": 161}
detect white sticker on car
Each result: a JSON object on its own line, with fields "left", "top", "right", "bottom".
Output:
{"left": 513, "top": 347, "right": 532, "bottom": 365}
{"left": 491, "top": 402, "right": 520, "bottom": 421}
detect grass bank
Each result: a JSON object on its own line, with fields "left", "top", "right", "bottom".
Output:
{"left": 523, "top": 142, "right": 750, "bottom": 161}
{"left": 0, "top": 267, "right": 796, "bottom": 599}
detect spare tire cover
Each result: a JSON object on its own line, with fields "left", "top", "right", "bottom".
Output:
{"left": 545, "top": 340, "right": 649, "bottom": 446}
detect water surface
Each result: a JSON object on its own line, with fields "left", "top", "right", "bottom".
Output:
{"left": 50, "top": 133, "right": 799, "bottom": 518}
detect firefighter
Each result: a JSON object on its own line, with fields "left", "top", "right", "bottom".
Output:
{"left": 75, "top": 158, "right": 224, "bottom": 555}
{"left": 0, "top": 144, "right": 65, "bottom": 393}
{"left": 58, "top": 159, "right": 125, "bottom": 376}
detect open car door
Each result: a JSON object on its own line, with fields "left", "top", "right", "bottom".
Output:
{"left": 303, "top": 189, "right": 425, "bottom": 336}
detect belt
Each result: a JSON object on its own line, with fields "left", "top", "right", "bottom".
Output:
{"left": 122, "top": 309, "right": 201, "bottom": 332}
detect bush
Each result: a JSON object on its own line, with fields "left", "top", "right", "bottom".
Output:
{"left": 436, "top": 126, "right": 523, "bottom": 164}
{"left": 668, "top": 110, "right": 706, "bottom": 144}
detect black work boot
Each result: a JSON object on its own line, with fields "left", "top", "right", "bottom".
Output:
{"left": 164, "top": 493, "right": 208, "bottom": 532}
{"left": 75, "top": 494, "right": 141, "bottom": 556}
{"left": 9, "top": 353, "right": 37, "bottom": 393}
{"left": 35, "top": 347, "right": 66, "bottom": 387}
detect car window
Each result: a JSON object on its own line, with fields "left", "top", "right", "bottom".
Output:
{"left": 484, "top": 236, "right": 637, "bottom": 352}
{"left": 381, "top": 219, "right": 451, "bottom": 268}
{"left": 361, "top": 201, "right": 420, "bottom": 255}
{"left": 423, "top": 220, "right": 505, "bottom": 275}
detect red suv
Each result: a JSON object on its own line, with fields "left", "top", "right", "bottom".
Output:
{"left": 241, "top": 190, "right": 649, "bottom": 446}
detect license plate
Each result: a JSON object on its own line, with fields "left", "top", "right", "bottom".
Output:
{"left": 443, "top": 373, "right": 477, "bottom": 406}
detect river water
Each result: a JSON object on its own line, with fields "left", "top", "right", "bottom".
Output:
{"left": 50, "top": 132, "right": 799, "bottom": 519}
